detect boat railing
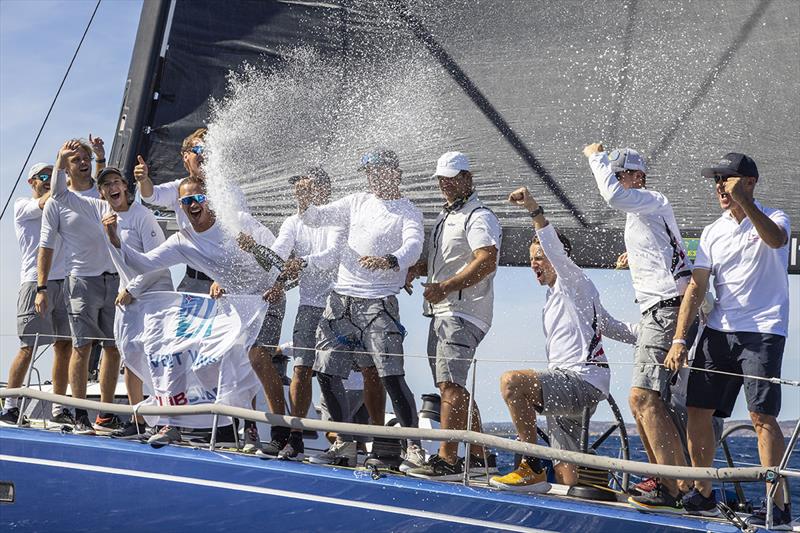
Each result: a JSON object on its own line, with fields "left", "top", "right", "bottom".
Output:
{"left": 3, "top": 386, "right": 798, "bottom": 488}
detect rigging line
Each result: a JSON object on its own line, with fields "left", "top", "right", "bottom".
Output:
{"left": 0, "top": 0, "right": 103, "bottom": 221}
{"left": 9, "top": 331, "right": 800, "bottom": 388}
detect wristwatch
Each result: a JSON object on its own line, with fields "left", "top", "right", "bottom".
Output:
{"left": 529, "top": 206, "right": 544, "bottom": 218}
{"left": 384, "top": 254, "right": 399, "bottom": 269}
{"left": 36, "top": 285, "right": 48, "bottom": 293}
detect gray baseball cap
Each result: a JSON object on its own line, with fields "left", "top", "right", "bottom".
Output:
{"left": 608, "top": 148, "right": 647, "bottom": 173}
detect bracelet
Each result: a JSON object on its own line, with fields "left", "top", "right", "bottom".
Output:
{"left": 671, "top": 339, "right": 686, "bottom": 345}
{"left": 96, "top": 158, "right": 106, "bottom": 163}
{"left": 529, "top": 206, "right": 544, "bottom": 218}
{"left": 36, "top": 285, "right": 48, "bottom": 293}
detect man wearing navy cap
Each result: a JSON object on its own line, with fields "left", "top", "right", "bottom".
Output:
{"left": 665, "top": 153, "right": 792, "bottom": 526}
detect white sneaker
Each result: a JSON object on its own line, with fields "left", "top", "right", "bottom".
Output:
{"left": 308, "top": 439, "right": 357, "bottom": 467}
{"left": 399, "top": 444, "right": 427, "bottom": 473}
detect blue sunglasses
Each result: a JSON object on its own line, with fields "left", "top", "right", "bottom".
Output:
{"left": 179, "top": 193, "right": 207, "bottom": 206}
{"left": 36, "top": 173, "right": 51, "bottom": 182}
{"left": 190, "top": 145, "right": 204, "bottom": 155}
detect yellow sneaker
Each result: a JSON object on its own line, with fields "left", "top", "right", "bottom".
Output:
{"left": 489, "top": 461, "right": 551, "bottom": 493}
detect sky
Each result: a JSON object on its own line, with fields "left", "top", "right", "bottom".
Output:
{"left": 0, "top": 0, "right": 797, "bottom": 425}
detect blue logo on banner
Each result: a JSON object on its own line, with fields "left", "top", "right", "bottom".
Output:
{"left": 176, "top": 295, "right": 216, "bottom": 339}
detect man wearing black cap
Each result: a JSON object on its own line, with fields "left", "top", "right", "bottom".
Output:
{"left": 299, "top": 149, "right": 424, "bottom": 468}
{"left": 585, "top": 143, "right": 692, "bottom": 512}
{"left": 665, "top": 153, "right": 792, "bottom": 526}
{"left": 262, "top": 167, "right": 347, "bottom": 460}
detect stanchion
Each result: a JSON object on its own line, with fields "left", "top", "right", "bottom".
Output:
{"left": 462, "top": 359, "right": 478, "bottom": 487}
{"left": 17, "top": 333, "right": 41, "bottom": 426}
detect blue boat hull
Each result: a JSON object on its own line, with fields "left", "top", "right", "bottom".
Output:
{"left": 0, "top": 427, "right": 739, "bottom": 532}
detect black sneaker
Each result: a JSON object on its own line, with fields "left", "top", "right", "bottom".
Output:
{"left": 73, "top": 414, "right": 96, "bottom": 435}
{"left": 681, "top": 488, "right": 719, "bottom": 517}
{"left": 627, "top": 482, "right": 684, "bottom": 514}
{"left": 256, "top": 439, "right": 286, "bottom": 459}
{"left": 51, "top": 408, "right": 75, "bottom": 425}
{"left": 0, "top": 407, "right": 28, "bottom": 427}
{"left": 406, "top": 454, "right": 465, "bottom": 481}
{"left": 93, "top": 413, "right": 123, "bottom": 433}
{"left": 277, "top": 440, "right": 305, "bottom": 461}
{"left": 745, "top": 500, "right": 793, "bottom": 529}
{"left": 111, "top": 420, "right": 149, "bottom": 440}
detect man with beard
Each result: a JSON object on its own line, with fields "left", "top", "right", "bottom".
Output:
{"left": 300, "top": 149, "right": 424, "bottom": 469}
{"left": 38, "top": 137, "right": 119, "bottom": 434}
{"left": 404, "top": 152, "right": 501, "bottom": 480}
{"left": 1, "top": 163, "right": 73, "bottom": 426}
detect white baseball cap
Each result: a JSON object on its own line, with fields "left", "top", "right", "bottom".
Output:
{"left": 434, "top": 151, "right": 470, "bottom": 178}
{"left": 28, "top": 162, "right": 53, "bottom": 181}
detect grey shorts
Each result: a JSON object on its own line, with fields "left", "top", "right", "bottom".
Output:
{"left": 17, "top": 280, "right": 70, "bottom": 347}
{"left": 314, "top": 292, "right": 406, "bottom": 379}
{"left": 538, "top": 369, "right": 605, "bottom": 453}
{"left": 65, "top": 274, "right": 119, "bottom": 348}
{"left": 292, "top": 304, "right": 324, "bottom": 367}
{"left": 255, "top": 296, "right": 286, "bottom": 349}
{"left": 177, "top": 274, "right": 213, "bottom": 295}
{"left": 632, "top": 306, "right": 679, "bottom": 396}
{"left": 427, "top": 316, "right": 486, "bottom": 387}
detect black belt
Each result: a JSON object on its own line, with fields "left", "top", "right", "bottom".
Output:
{"left": 102, "top": 271, "right": 118, "bottom": 277}
{"left": 186, "top": 266, "right": 212, "bottom": 281}
{"left": 643, "top": 296, "right": 682, "bottom": 315}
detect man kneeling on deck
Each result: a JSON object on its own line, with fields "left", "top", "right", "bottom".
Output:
{"left": 490, "top": 187, "right": 636, "bottom": 493}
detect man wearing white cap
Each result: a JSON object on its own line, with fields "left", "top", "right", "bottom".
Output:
{"left": 404, "top": 151, "right": 502, "bottom": 480}
{"left": 584, "top": 143, "right": 691, "bottom": 512}
{"left": 1, "top": 164, "right": 73, "bottom": 427}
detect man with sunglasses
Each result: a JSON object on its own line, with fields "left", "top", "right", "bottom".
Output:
{"left": 584, "top": 143, "right": 692, "bottom": 512}
{"left": 664, "top": 154, "right": 792, "bottom": 527}
{"left": 103, "top": 178, "right": 294, "bottom": 448}
{"left": 1, "top": 164, "right": 73, "bottom": 427}
{"left": 38, "top": 138, "right": 120, "bottom": 435}
{"left": 134, "top": 127, "right": 215, "bottom": 294}
{"left": 299, "top": 149, "right": 424, "bottom": 468}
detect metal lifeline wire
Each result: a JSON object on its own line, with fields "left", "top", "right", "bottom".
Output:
{"left": 6, "top": 331, "right": 800, "bottom": 388}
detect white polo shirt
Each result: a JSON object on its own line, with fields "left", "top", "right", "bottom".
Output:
{"left": 15, "top": 197, "right": 66, "bottom": 282}
{"left": 694, "top": 201, "right": 790, "bottom": 336}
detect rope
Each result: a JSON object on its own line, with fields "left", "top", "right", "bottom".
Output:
{"left": 0, "top": 0, "right": 102, "bottom": 221}
{"left": 6, "top": 332, "right": 799, "bottom": 388}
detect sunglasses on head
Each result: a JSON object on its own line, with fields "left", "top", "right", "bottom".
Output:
{"left": 179, "top": 193, "right": 207, "bottom": 206}
{"left": 190, "top": 145, "right": 204, "bottom": 156}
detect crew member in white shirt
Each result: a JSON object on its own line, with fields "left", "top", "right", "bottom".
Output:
{"left": 0, "top": 164, "right": 73, "bottom": 427}
{"left": 38, "top": 138, "right": 118, "bottom": 435}
{"left": 404, "top": 152, "right": 502, "bottom": 480}
{"left": 49, "top": 156, "right": 174, "bottom": 439}
{"left": 489, "top": 187, "right": 636, "bottom": 493}
{"left": 104, "top": 177, "right": 296, "bottom": 447}
{"left": 134, "top": 127, "right": 215, "bottom": 293}
{"left": 665, "top": 153, "right": 792, "bottom": 527}
{"left": 584, "top": 143, "right": 692, "bottom": 510}
{"left": 264, "top": 167, "right": 351, "bottom": 461}
{"left": 301, "top": 149, "right": 424, "bottom": 468}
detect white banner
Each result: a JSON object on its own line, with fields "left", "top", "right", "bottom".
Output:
{"left": 116, "top": 291, "right": 267, "bottom": 428}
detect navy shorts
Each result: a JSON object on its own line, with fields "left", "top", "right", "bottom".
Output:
{"left": 686, "top": 327, "right": 785, "bottom": 418}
